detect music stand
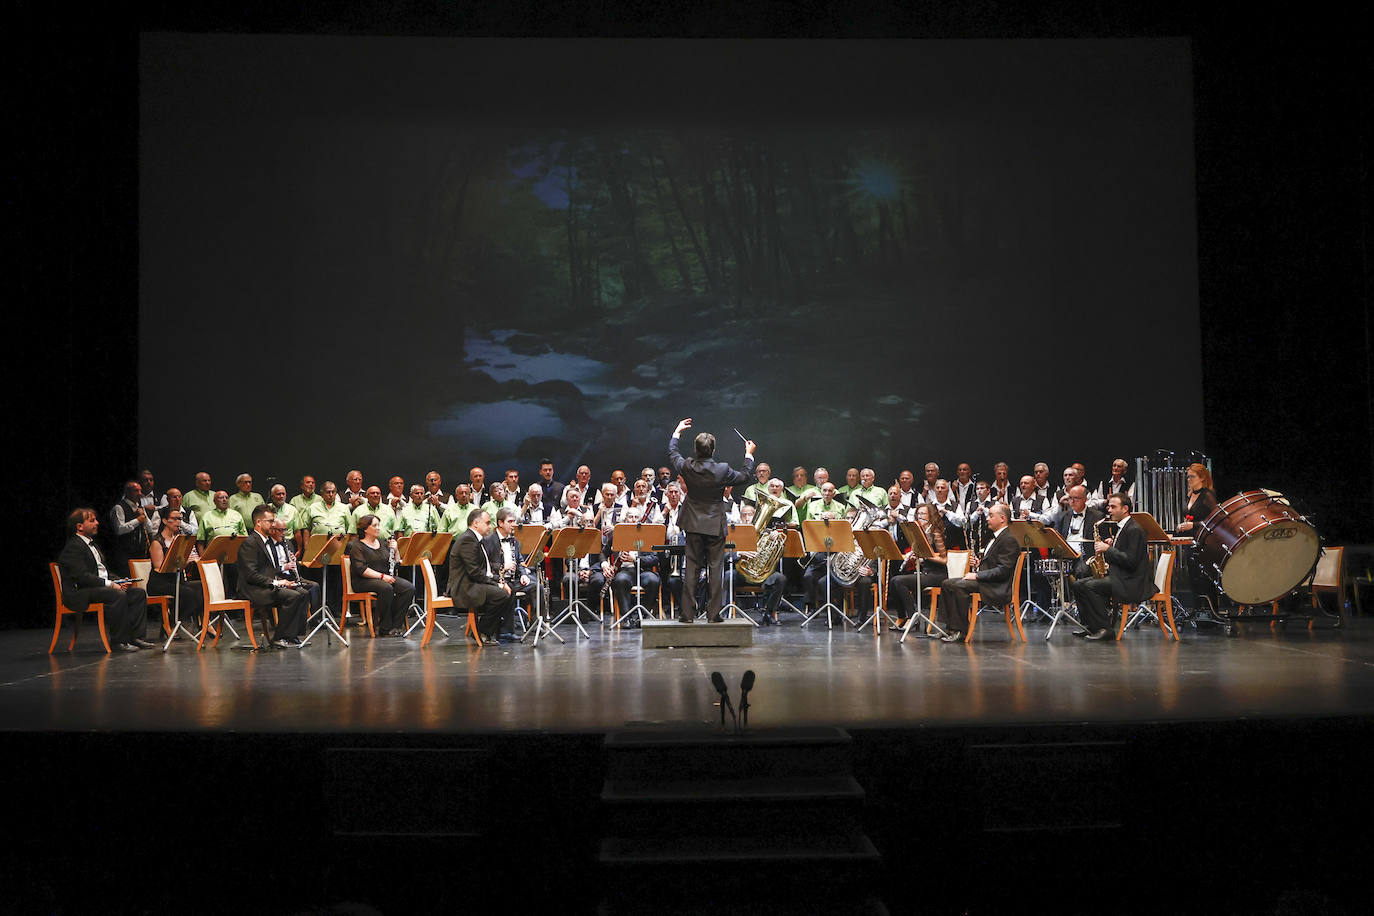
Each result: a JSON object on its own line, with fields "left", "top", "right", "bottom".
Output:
{"left": 722, "top": 524, "right": 760, "bottom": 625}
{"left": 608, "top": 523, "right": 667, "bottom": 629}
{"left": 158, "top": 534, "right": 198, "bottom": 651}
{"left": 1007, "top": 521, "right": 1053, "bottom": 625}
{"left": 855, "top": 528, "right": 903, "bottom": 634}
{"left": 547, "top": 527, "right": 601, "bottom": 639}
{"left": 300, "top": 534, "right": 350, "bottom": 647}
{"left": 400, "top": 533, "right": 454, "bottom": 638}
{"left": 799, "top": 520, "right": 856, "bottom": 629}
{"left": 896, "top": 522, "right": 948, "bottom": 643}
{"left": 517, "top": 526, "right": 562, "bottom": 646}
{"left": 1034, "top": 526, "right": 1087, "bottom": 640}
{"left": 199, "top": 536, "right": 245, "bottom": 639}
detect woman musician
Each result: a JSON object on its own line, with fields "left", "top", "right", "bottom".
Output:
{"left": 147, "top": 508, "right": 204, "bottom": 631}
{"left": 1175, "top": 463, "right": 1222, "bottom": 612}
{"left": 888, "top": 503, "right": 948, "bottom": 632}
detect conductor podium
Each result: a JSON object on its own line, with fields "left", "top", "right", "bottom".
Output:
{"left": 641, "top": 618, "right": 754, "bottom": 649}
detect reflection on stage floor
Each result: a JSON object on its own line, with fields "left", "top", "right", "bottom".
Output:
{"left": 3, "top": 616, "right": 1371, "bottom": 733}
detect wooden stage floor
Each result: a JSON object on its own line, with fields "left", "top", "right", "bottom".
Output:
{"left": 5, "top": 612, "right": 1372, "bottom": 733}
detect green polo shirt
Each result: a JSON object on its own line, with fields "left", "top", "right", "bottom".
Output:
{"left": 228, "top": 491, "right": 264, "bottom": 525}
{"left": 399, "top": 500, "right": 443, "bottom": 536}
{"left": 848, "top": 485, "right": 886, "bottom": 509}
{"left": 290, "top": 492, "right": 324, "bottom": 521}
{"left": 834, "top": 485, "right": 855, "bottom": 503}
{"left": 183, "top": 488, "right": 216, "bottom": 520}
{"left": 742, "top": 482, "right": 772, "bottom": 505}
{"left": 441, "top": 502, "right": 478, "bottom": 537}
{"left": 808, "top": 498, "right": 849, "bottom": 521}
{"left": 352, "top": 503, "right": 396, "bottom": 538}
{"left": 308, "top": 501, "right": 352, "bottom": 536}
{"left": 198, "top": 507, "right": 246, "bottom": 542}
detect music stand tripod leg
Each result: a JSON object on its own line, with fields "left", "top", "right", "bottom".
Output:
{"left": 548, "top": 572, "right": 591, "bottom": 640}
{"left": 162, "top": 569, "right": 199, "bottom": 651}
{"left": 300, "top": 567, "right": 348, "bottom": 648}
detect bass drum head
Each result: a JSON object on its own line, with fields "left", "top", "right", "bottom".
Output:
{"left": 1217, "top": 519, "right": 1320, "bottom": 604}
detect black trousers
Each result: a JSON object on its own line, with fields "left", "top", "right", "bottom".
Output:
{"left": 612, "top": 570, "right": 660, "bottom": 617}
{"left": 87, "top": 586, "right": 148, "bottom": 645}
{"left": 1070, "top": 577, "right": 1119, "bottom": 632}
{"left": 471, "top": 584, "right": 515, "bottom": 638}
{"left": 891, "top": 571, "right": 947, "bottom": 618}
{"left": 725, "top": 570, "right": 785, "bottom": 614}
{"left": 682, "top": 531, "right": 725, "bottom": 621}
{"left": 257, "top": 586, "right": 311, "bottom": 640}
{"left": 938, "top": 578, "right": 984, "bottom": 633}
{"left": 356, "top": 578, "right": 415, "bottom": 631}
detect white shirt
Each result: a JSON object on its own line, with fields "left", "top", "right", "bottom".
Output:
{"left": 78, "top": 534, "right": 109, "bottom": 584}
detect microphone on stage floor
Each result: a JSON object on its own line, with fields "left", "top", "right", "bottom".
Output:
{"left": 711, "top": 671, "right": 737, "bottom": 731}
{"left": 739, "top": 670, "right": 755, "bottom": 731}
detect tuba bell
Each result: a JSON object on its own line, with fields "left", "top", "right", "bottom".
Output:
{"left": 735, "top": 490, "right": 791, "bottom": 584}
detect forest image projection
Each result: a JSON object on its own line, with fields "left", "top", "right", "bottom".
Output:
{"left": 140, "top": 37, "right": 1201, "bottom": 486}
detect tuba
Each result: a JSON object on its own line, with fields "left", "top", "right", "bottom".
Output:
{"left": 736, "top": 490, "right": 791, "bottom": 584}
{"left": 829, "top": 498, "right": 881, "bottom": 586}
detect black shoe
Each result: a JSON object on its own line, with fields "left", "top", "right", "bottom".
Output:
{"left": 1072, "top": 629, "right": 1089, "bottom": 637}
{"left": 1084, "top": 628, "right": 1109, "bottom": 640}
{"left": 676, "top": 616, "right": 693, "bottom": 624}
{"left": 939, "top": 630, "right": 963, "bottom": 643}
{"left": 707, "top": 616, "right": 723, "bottom": 623}
{"left": 272, "top": 638, "right": 300, "bottom": 650}
{"left": 480, "top": 635, "right": 499, "bottom": 647}
{"left": 117, "top": 642, "right": 140, "bottom": 652}
{"left": 759, "top": 615, "right": 773, "bottom": 626}
{"left": 131, "top": 637, "right": 156, "bottom": 649}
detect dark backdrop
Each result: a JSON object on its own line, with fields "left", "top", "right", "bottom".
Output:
{"left": 11, "top": 3, "right": 1372, "bottom": 627}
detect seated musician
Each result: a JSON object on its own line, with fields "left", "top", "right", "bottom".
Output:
{"left": 148, "top": 488, "right": 197, "bottom": 540}
{"left": 1175, "top": 463, "right": 1221, "bottom": 607}
{"left": 1047, "top": 484, "right": 1102, "bottom": 557}
{"left": 447, "top": 507, "right": 514, "bottom": 647}
{"left": 486, "top": 505, "right": 541, "bottom": 636}
{"left": 146, "top": 506, "right": 204, "bottom": 632}
{"left": 659, "top": 483, "right": 687, "bottom": 615}
{"left": 603, "top": 504, "right": 661, "bottom": 629}
{"left": 347, "top": 513, "right": 415, "bottom": 637}
{"left": 725, "top": 503, "right": 787, "bottom": 626}
{"left": 268, "top": 516, "right": 319, "bottom": 628}
{"left": 60, "top": 508, "right": 152, "bottom": 651}
{"left": 889, "top": 502, "right": 948, "bottom": 632}
{"left": 237, "top": 505, "right": 311, "bottom": 648}
{"left": 950, "top": 479, "right": 996, "bottom": 555}
{"left": 1069, "top": 493, "right": 1154, "bottom": 639}
{"left": 559, "top": 486, "right": 605, "bottom": 620}
{"left": 924, "top": 478, "right": 964, "bottom": 548}
{"left": 519, "top": 483, "right": 559, "bottom": 526}
{"left": 938, "top": 502, "right": 1021, "bottom": 642}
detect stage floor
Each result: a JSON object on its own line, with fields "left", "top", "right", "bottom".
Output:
{"left": 3, "top": 613, "right": 1372, "bottom": 733}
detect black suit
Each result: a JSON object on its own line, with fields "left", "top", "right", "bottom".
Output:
{"left": 667, "top": 433, "right": 754, "bottom": 622}
{"left": 236, "top": 532, "right": 310, "bottom": 641}
{"left": 448, "top": 528, "right": 514, "bottom": 638}
{"left": 1070, "top": 517, "right": 1155, "bottom": 632}
{"left": 57, "top": 535, "right": 148, "bottom": 646}
{"left": 1054, "top": 506, "right": 1105, "bottom": 560}
{"left": 939, "top": 526, "right": 1022, "bottom": 634}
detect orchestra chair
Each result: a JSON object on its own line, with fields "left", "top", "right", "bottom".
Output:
{"left": 926, "top": 551, "right": 970, "bottom": 636}
{"left": 48, "top": 562, "right": 112, "bottom": 654}
{"left": 339, "top": 559, "right": 376, "bottom": 638}
{"left": 195, "top": 559, "right": 258, "bottom": 650}
{"left": 1305, "top": 546, "right": 1351, "bottom": 629}
{"left": 1116, "top": 551, "right": 1178, "bottom": 641}
{"left": 128, "top": 559, "right": 172, "bottom": 637}
{"left": 965, "top": 551, "right": 1027, "bottom": 643}
{"left": 419, "top": 558, "right": 459, "bottom": 647}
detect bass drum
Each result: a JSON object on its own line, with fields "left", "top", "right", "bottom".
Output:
{"left": 1196, "top": 490, "right": 1320, "bottom": 605}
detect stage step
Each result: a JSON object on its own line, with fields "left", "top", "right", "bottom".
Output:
{"left": 597, "top": 727, "right": 882, "bottom": 913}
{"left": 642, "top": 617, "right": 754, "bottom": 648}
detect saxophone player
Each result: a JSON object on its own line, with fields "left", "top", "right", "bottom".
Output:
{"left": 1068, "top": 493, "right": 1154, "bottom": 639}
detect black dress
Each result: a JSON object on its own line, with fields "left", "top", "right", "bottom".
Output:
{"left": 147, "top": 535, "right": 204, "bottom": 626}
{"left": 347, "top": 539, "right": 415, "bottom": 633}
{"left": 1181, "top": 487, "right": 1220, "bottom": 604}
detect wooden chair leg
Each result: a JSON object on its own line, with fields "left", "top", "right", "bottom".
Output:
{"left": 245, "top": 609, "right": 258, "bottom": 649}
{"left": 366, "top": 600, "right": 375, "bottom": 638}
{"left": 95, "top": 606, "right": 111, "bottom": 653}
{"left": 49, "top": 612, "right": 63, "bottom": 654}
{"left": 1007, "top": 603, "right": 1026, "bottom": 642}
{"left": 1115, "top": 604, "right": 1130, "bottom": 640}
{"left": 465, "top": 609, "right": 482, "bottom": 645}
{"left": 966, "top": 596, "right": 980, "bottom": 642}
{"left": 926, "top": 592, "right": 939, "bottom": 635}
{"left": 422, "top": 604, "right": 435, "bottom": 647}
{"left": 68, "top": 612, "right": 82, "bottom": 652}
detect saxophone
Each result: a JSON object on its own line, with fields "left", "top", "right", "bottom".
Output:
{"left": 1088, "top": 518, "right": 1111, "bottom": 578}
{"left": 736, "top": 490, "right": 791, "bottom": 584}
{"left": 829, "top": 498, "right": 881, "bottom": 586}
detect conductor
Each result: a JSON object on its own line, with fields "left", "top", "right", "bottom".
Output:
{"left": 667, "top": 417, "right": 756, "bottom": 623}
